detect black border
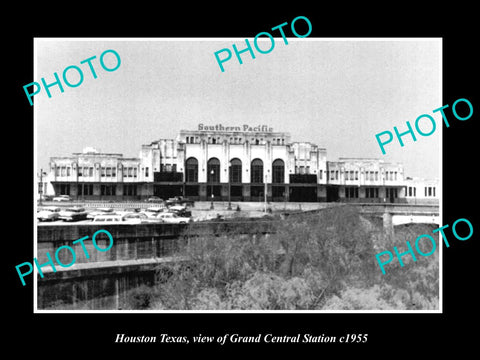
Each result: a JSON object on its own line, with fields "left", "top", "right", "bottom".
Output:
{"left": 7, "top": 6, "right": 479, "bottom": 355}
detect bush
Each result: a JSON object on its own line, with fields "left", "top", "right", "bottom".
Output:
{"left": 150, "top": 206, "right": 439, "bottom": 310}
{"left": 125, "top": 285, "right": 157, "bottom": 310}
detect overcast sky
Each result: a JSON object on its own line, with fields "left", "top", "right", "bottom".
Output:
{"left": 35, "top": 38, "right": 441, "bottom": 179}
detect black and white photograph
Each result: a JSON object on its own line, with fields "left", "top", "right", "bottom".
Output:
{"left": 8, "top": 7, "right": 478, "bottom": 354}
{"left": 33, "top": 38, "right": 441, "bottom": 312}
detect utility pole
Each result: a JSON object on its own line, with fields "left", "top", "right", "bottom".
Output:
{"left": 264, "top": 173, "right": 267, "bottom": 213}
{"left": 227, "top": 161, "right": 232, "bottom": 210}
{"left": 210, "top": 169, "right": 214, "bottom": 210}
{"left": 38, "top": 169, "right": 47, "bottom": 206}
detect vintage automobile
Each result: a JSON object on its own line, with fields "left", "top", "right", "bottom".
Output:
{"left": 156, "top": 212, "right": 192, "bottom": 224}
{"left": 58, "top": 206, "right": 88, "bottom": 222}
{"left": 37, "top": 206, "right": 61, "bottom": 222}
{"left": 92, "top": 214, "right": 142, "bottom": 224}
{"left": 87, "top": 207, "right": 115, "bottom": 219}
{"left": 165, "top": 196, "right": 194, "bottom": 207}
{"left": 52, "top": 194, "right": 72, "bottom": 202}
{"left": 168, "top": 205, "right": 192, "bottom": 217}
{"left": 142, "top": 206, "right": 166, "bottom": 218}
{"left": 122, "top": 212, "right": 163, "bottom": 223}
{"left": 146, "top": 196, "right": 164, "bottom": 203}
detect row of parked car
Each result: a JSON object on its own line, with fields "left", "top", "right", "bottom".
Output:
{"left": 37, "top": 204, "right": 194, "bottom": 224}
{"left": 44, "top": 194, "right": 195, "bottom": 206}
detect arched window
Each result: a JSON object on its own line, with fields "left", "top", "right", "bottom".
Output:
{"left": 207, "top": 158, "right": 220, "bottom": 182}
{"left": 185, "top": 157, "right": 198, "bottom": 182}
{"left": 272, "top": 159, "right": 285, "bottom": 184}
{"left": 229, "top": 158, "right": 242, "bottom": 183}
{"left": 251, "top": 159, "right": 263, "bottom": 183}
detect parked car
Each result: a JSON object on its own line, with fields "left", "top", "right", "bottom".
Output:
{"left": 168, "top": 205, "right": 192, "bottom": 217}
{"left": 53, "top": 195, "right": 72, "bottom": 202}
{"left": 37, "top": 206, "right": 61, "bottom": 222}
{"left": 59, "top": 207, "right": 88, "bottom": 221}
{"left": 122, "top": 212, "right": 163, "bottom": 223}
{"left": 92, "top": 214, "right": 142, "bottom": 224}
{"left": 156, "top": 212, "right": 192, "bottom": 224}
{"left": 142, "top": 206, "right": 166, "bottom": 218}
{"left": 146, "top": 196, "right": 164, "bottom": 203}
{"left": 87, "top": 207, "right": 115, "bottom": 219}
{"left": 166, "top": 196, "right": 194, "bottom": 207}
{"left": 39, "top": 194, "right": 53, "bottom": 201}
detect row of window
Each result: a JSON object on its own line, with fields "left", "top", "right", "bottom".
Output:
{"left": 407, "top": 186, "right": 436, "bottom": 197}
{"left": 160, "top": 164, "right": 177, "bottom": 172}
{"left": 186, "top": 158, "right": 285, "bottom": 184}
{"left": 60, "top": 184, "right": 138, "bottom": 196}
{"left": 345, "top": 187, "right": 397, "bottom": 199}
{"left": 329, "top": 170, "right": 397, "bottom": 181}
{"left": 185, "top": 136, "right": 286, "bottom": 145}
{"left": 55, "top": 166, "right": 140, "bottom": 178}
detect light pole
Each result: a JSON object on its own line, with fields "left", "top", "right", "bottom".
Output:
{"left": 264, "top": 172, "right": 267, "bottom": 213}
{"left": 210, "top": 169, "right": 214, "bottom": 210}
{"left": 228, "top": 161, "right": 232, "bottom": 210}
{"left": 38, "top": 168, "right": 46, "bottom": 206}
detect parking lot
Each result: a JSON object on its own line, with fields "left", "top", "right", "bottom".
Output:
{"left": 36, "top": 197, "right": 333, "bottom": 226}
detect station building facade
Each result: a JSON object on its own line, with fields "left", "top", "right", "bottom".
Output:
{"left": 45, "top": 125, "right": 437, "bottom": 203}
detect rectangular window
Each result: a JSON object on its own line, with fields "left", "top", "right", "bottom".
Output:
{"left": 106, "top": 167, "right": 112, "bottom": 177}
{"left": 349, "top": 171, "right": 353, "bottom": 180}
{"left": 172, "top": 164, "right": 177, "bottom": 172}
{"left": 414, "top": 188, "right": 416, "bottom": 197}
{"left": 128, "top": 168, "right": 132, "bottom": 177}
{"left": 335, "top": 170, "right": 339, "bottom": 180}
{"left": 101, "top": 167, "right": 106, "bottom": 177}
{"left": 67, "top": 167, "right": 70, "bottom": 176}
{"left": 112, "top": 167, "right": 116, "bottom": 177}
{"left": 134, "top": 168, "right": 137, "bottom": 177}
{"left": 89, "top": 167, "right": 93, "bottom": 177}
{"left": 145, "top": 167, "right": 149, "bottom": 177}
{"left": 306, "top": 166, "right": 310, "bottom": 174}
{"left": 78, "top": 167, "right": 83, "bottom": 176}
{"left": 319, "top": 170, "right": 322, "bottom": 180}
{"left": 409, "top": 187, "right": 412, "bottom": 197}
{"left": 428, "top": 187, "right": 432, "bottom": 196}
{"left": 425, "top": 187, "right": 427, "bottom": 196}
{"left": 355, "top": 171, "right": 358, "bottom": 180}
{"left": 55, "top": 167, "right": 59, "bottom": 176}
{"left": 84, "top": 184, "right": 93, "bottom": 195}
{"left": 375, "top": 188, "right": 379, "bottom": 198}
{"left": 375, "top": 171, "right": 378, "bottom": 181}
{"left": 394, "top": 172, "right": 398, "bottom": 181}
{"left": 433, "top": 187, "right": 436, "bottom": 197}
{"left": 77, "top": 184, "right": 83, "bottom": 195}
{"left": 61, "top": 167, "right": 65, "bottom": 176}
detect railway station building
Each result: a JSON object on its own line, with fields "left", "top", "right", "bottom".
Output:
{"left": 45, "top": 125, "right": 437, "bottom": 203}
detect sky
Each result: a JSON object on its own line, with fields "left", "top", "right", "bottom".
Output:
{"left": 35, "top": 38, "right": 441, "bottom": 179}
